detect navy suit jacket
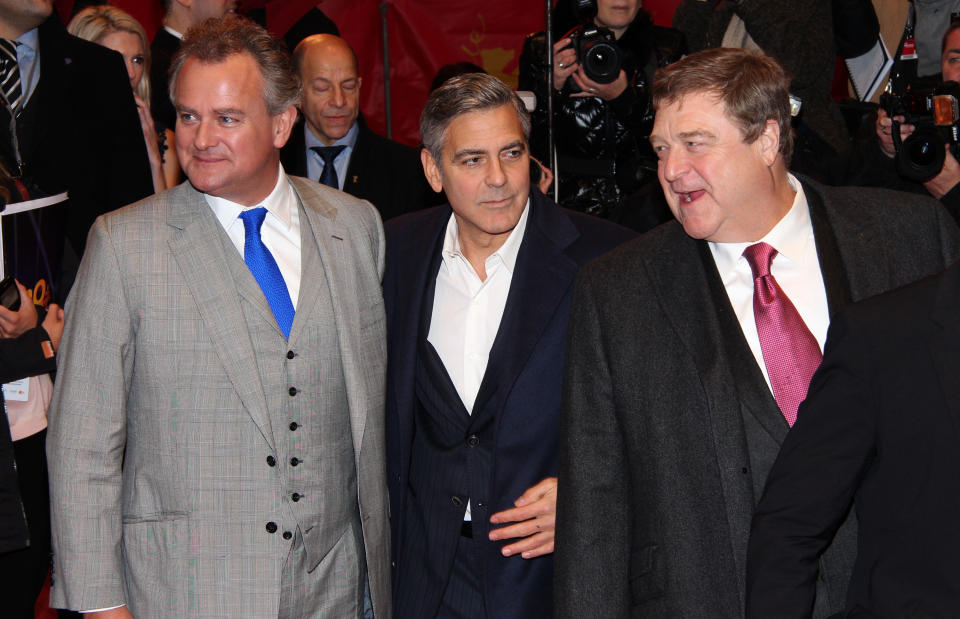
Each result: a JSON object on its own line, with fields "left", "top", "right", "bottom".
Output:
{"left": 383, "top": 190, "right": 634, "bottom": 619}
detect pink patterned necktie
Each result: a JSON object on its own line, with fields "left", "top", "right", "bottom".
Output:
{"left": 743, "top": 242, "right": 822, "bottom": 427}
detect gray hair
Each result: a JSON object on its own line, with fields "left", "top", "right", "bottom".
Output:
{"left": 420, "top": 73, "right": 530, "bottom": 167}
{"left": 169, "top": 17, "right": 301, "bottom": 116}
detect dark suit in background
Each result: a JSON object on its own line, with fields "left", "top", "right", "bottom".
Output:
{"left": 149, "top": 26, "right": 180, "bottom": 132}
{"left": 747, "top": 260, "right": 960, "bottom": 619}
{"left": 384, "top": 190, "right": 634, "bottom": 619}
{"left": 281, "top": 115, "right": 439, "bottom": 221}
{"left": 555, "top": 179, "right": 960, "bottom": 618}
{"left": 0, "top": 16, "right": 153, "bottom": 298}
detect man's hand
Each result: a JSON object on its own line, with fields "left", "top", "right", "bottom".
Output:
{"left": 41, "top": 303, "right": 65, "bottom": 351}
{"left": 488, "top": 477, "right": 557, "bottom": 559}
{"left": 531, "top": 156, "right": 554, "bottom": 194}
{"left": 876, "top": 108, "right": 915, "bottom": 158}
{"left": 0, "top": 281, "right": 37, "bottom": 338}
{"left": 923, "top": 147, "right": 960, "bottom": 198}
{"left": 570, "top": 69, "right": 628, "bottom": 101}
{"left": 86, "top": 607, "right": 133, "bottom": 619}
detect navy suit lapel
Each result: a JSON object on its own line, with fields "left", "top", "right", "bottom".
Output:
{"left": 470, "top": 193, "right": 580, "bottom": 424}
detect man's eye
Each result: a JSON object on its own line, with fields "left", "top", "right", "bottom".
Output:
{"left": 503, "top": 149, "right": 523, "bottom": 159}
{"left": 220, "top": 116, "right": 236, "bottom": 125}
{"left": 463, "top": 156, "right": 482, "bottom": 166}
{"left": 179, "top": 113, "right": 196, "bottom": 123}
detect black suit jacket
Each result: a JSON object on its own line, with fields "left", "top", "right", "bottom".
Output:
{"left": 0, "top": 322, "right": 58, "bottom": 554}
{"left": 747, "top": 260, "right": 960, "bottom": 619}
{"left": 554, "top": 178, "right": 960, "bottom": 618}
{"left": 280, "top": 115, "right": 439, "bottom": 221}
{"left": 0, "top": 18, "right": 153, "bottom": 298}
{"left": 383, "top": 191, "right": 634, "bottom": 619}
{"left": 149, "top": 26, "right": 180, "bottom": 132}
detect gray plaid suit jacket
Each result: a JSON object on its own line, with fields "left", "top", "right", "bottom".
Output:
{"left": 46, "top": 176, "right": 390, "bottom": 617}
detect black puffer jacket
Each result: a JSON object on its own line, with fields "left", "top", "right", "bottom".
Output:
{"left": 520, "top": 14, "right": 684, "bottom": 218}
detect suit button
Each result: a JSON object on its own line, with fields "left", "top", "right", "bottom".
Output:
{"left": 265, "top": 522, "right": 278, "bottom": 533}
{"left": 466, "top": 434, "right": 479, "bottom": 447}
{"left": 282, "top": 531, "right": 293, "bottom": 540}
{"left": 289, "top": 422, "right": 299, "bottom": 431}
{"left": 286, "top": 350, "right": 295, "bottom": 359}
{"left": 292, "top": 492, "right": 302, "bottom": 502}
{"left": 266, "top": 455, "right": 276, "bottom": 467}
{"left": 451, "top": 496, "right": 463, "bottom": 507}
{"left": 290, "top": 457, "right": 300, "bottom": 466}
{"left": 288, "top": 387, "right": 297, "bottom": 396}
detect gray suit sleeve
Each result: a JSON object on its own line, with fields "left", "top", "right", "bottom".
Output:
{"left": 555, "top": 269, "right": 631, "bottom": 617}
{"left": 47, "top": 215, "right": 134, "bottom": 611}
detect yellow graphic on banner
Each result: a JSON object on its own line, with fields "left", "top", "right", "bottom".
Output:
{"left": 461, "top": 14, "right": 519, "bottom": 89}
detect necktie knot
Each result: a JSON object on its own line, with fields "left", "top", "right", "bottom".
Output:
{"left": 743, "top": 242, "right": 778, "bottom": 279}
{"left": 311, "top": 145, "right": 347, "bottom": 188}
{"left": 239, "top": 206, "right": 268, "bottom": 236}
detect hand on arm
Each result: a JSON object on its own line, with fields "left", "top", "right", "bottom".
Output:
{"left": 552, "top": 38, "right": 580, "bottom": 92}
{"left": 488, "top": 477, "right": 557, "bottom": 558}
{"left": 0, "top": 281, "right": 37, "bottom": 338}
{"left": 40, "top": 303, "right": 64, "bottom": 351}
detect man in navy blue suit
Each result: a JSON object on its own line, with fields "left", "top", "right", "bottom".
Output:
{"left": 383, "top": 73, "right": 634, "bottom": 619}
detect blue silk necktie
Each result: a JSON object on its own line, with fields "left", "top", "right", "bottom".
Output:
{"left": 311, "top": 145, "right": 346, "bottom": 189}
{"left": 239, "top": 207, "right": 295, "bottom": 338}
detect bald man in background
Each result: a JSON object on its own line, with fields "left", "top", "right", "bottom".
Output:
{"left": 281, "top": 34, "right": 438, "bottom": 220}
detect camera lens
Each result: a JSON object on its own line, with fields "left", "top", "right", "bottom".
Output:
{"left": 897, "top": 127, "right": 947, "bottom": 182}
{"left": 583, "top": 41, "right": 621, "bottom": 84}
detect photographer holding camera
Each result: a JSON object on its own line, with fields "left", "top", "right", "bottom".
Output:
{"left": 855, "top": 21, "right": 960, "bottom": 223}
{"left": 519, "top": 0, "right": 684, "bottom": 226}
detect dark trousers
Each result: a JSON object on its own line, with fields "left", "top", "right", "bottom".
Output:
{"left": 436, "top": 526, "right": 486, "bottom": 619}
{"left": 0, "top": 429, "right": 51, "bottom": 619}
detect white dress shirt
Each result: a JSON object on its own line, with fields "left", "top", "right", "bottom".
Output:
{"left": 206, "top": 165, "right": 302, "bottom": 307}
{"left": 708, "top": 174, "right": 830, "bottom": 393}
{"left": 427, "top": 200, "right": 530, "bottom": 521}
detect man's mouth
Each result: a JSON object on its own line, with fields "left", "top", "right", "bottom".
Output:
{"left": 678, "top": 190, "right": 705, "bottom": 203}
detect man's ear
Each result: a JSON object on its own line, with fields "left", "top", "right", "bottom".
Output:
{"left": 272, "top": 105, "right": 299, "bottom": 149}
{"left": 421, "top": 148, "right": 444, "bottom": 193}
{"left": 757, "top": 118, "right": 781, "bottom": 167}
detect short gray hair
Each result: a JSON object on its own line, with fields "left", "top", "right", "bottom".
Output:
{"left": 420, "top": 73, "right": 530, "bottom": 167}
{"left": 169, "top": 17, "right": 301, "bottom": 116}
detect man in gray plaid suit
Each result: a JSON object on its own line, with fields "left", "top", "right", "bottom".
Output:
{"left": 46, "top": 18, "right": 390, "bottom": 619}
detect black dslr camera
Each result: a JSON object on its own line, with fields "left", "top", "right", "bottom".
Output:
{"left": 880, "top": 81, "right": 960, "bottom": 182}
{"left": 562, "top": 0, "right": 623, "bottom": 90}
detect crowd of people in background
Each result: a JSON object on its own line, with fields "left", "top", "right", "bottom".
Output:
{"left": 0, "top": 0, "right": 959, "bottom": 618}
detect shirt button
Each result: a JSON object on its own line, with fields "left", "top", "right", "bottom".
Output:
{"left": 265, "top": 522, "right": 278, "bottom": 533}
{"left": 288, "top": 387, "right": 297, "bottom": 396}
{"left": 266, "top": 455, "right": 276, "bottom": 467}
{"left": 290, "top": 457, "right": 300, "bottom": 466}
{"left": 289, "top": 422, "right": 299, "bottom": 431}
{"left": 286, "top": 350, "right": 295, "bottom": 360}
{"left": 282, "top": 531, "right": 293, "bottom": 540}
{"left": 451, "top": 496, "right": 463, "bottom": 507}
{"left": 292, "top": 492, "right": 302, "bottom": 502}
{"left": 466, "top": 434, "right": 479, "bottom": 447}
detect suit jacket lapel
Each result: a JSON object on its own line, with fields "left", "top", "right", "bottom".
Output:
{"left": 471, "top": 193, "right": 579, "bottom": 420}
{"left": 166, "top": 184, "right": 275, "bottom": 450}
{"left": 290, "top": 178, "right": 367, "bottom": 461}
{"left": 646, "top": 226, "right": 757, "bottom": 593}
{"left": 928, "top": 264, "right": 960, "bottom": 445}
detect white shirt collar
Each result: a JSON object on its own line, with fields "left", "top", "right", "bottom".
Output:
{"left": 205, "top": 163, "right": 295, "bottom": 231}
{"left": 164, "top": 25, "right": 184, "bottom": 40}
{"left": 441, "top": 197, "right": 531, "bottom": 276}
{"left": 709, "top": 173, "right": 813, "bottom": 278}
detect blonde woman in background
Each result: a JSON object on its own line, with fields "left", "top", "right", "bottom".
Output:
{"left": 68, "top": 6, "right": 180, "bottom": 193}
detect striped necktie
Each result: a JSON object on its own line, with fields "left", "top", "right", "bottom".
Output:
{"left": 0, "top": 38, "right": 22, "bottom": 112}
